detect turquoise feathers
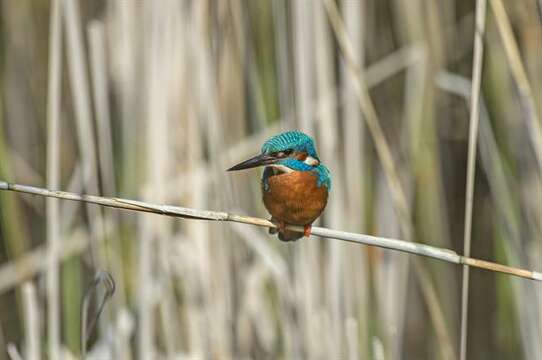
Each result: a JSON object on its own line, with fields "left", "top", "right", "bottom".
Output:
{"left": 261, "top": 131, "right": 331, "bottom": 190}
{"left": 227, "top": 130, "right": 330, "bottom": 241}
{"left": 261, "top": 131, "right": 318, "bottom": 158}
{"left": 313, "top": 163, "right": 331, "bottom": 189}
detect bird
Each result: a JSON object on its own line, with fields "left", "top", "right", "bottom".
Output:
{"left": 227, "top": 130, "right": 331, "bottom": 241}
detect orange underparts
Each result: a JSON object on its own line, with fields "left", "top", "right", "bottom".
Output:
{"left": 263, "top": 171, "right": 328, "bottom": 226}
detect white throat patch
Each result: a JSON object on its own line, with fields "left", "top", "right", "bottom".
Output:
{"left": 304, "top": 156, "right": 319, "bottom": 166}
{"left": 270, "top": 164, "right": 294, "bottom": 174}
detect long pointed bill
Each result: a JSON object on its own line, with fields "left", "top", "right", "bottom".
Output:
{"left": 227, "top": 153, "right": 279, "bottom": 171}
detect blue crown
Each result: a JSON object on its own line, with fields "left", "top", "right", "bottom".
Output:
{"left": 261, "top": 131, "right": 318, "bottom": 158}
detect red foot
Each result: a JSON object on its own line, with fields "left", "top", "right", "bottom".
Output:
{"left": 276, "top": 220, "right": 287, "bottom": 233}
{"left": 303, "top": 225, "right": 312, "bottom": 238}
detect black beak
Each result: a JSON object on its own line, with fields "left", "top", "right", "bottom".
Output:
{"left": 227, "top": 153, "right": 279, "bottom": 171}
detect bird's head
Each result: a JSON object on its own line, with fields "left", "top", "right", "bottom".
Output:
{"left": 227, "top": 131, "right": 321, "bottom": 173}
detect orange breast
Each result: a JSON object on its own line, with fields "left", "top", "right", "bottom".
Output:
{"left": 262, "top": 170, "right": 328, "bottom": 225}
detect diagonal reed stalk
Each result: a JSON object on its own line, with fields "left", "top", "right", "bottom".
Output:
{"left": 323, "top": 0, "right": 455, "bottom": 357}
{"left": 460, "top": 1, "right": 487, "bottom": 359}
{"left": 490, "top": 0, "right": 542, "bottom": 170}
{"left": 1, "top": 180, "right": 541, "bottom": 283}
{"left": 322, "top": 0, "right": 410, "bottom": 234}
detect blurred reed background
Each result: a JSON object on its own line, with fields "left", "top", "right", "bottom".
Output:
{"left": 0, "top": 0, "right": 542, "bottom": 359}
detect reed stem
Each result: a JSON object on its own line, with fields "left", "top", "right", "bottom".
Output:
{"left": 0, "top": 180, "right": 540, "bottom": 283}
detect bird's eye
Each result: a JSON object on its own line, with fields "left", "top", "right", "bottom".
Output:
{"left": 274, "top": 150, "right": 292, "bottom": 158}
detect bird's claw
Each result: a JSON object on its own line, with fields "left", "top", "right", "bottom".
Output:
{"left": 271, "top": 218, "right": 311, "bottom": 240}
{"left": 303, "top": 224, "right": 312, "bottom": 238}
{"left": 270, "top": 218, "right": 287, "bottom": 234}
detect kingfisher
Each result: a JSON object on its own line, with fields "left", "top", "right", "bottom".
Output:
{"left": 227, "top": 131, "right": 331, "bottom": 241}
